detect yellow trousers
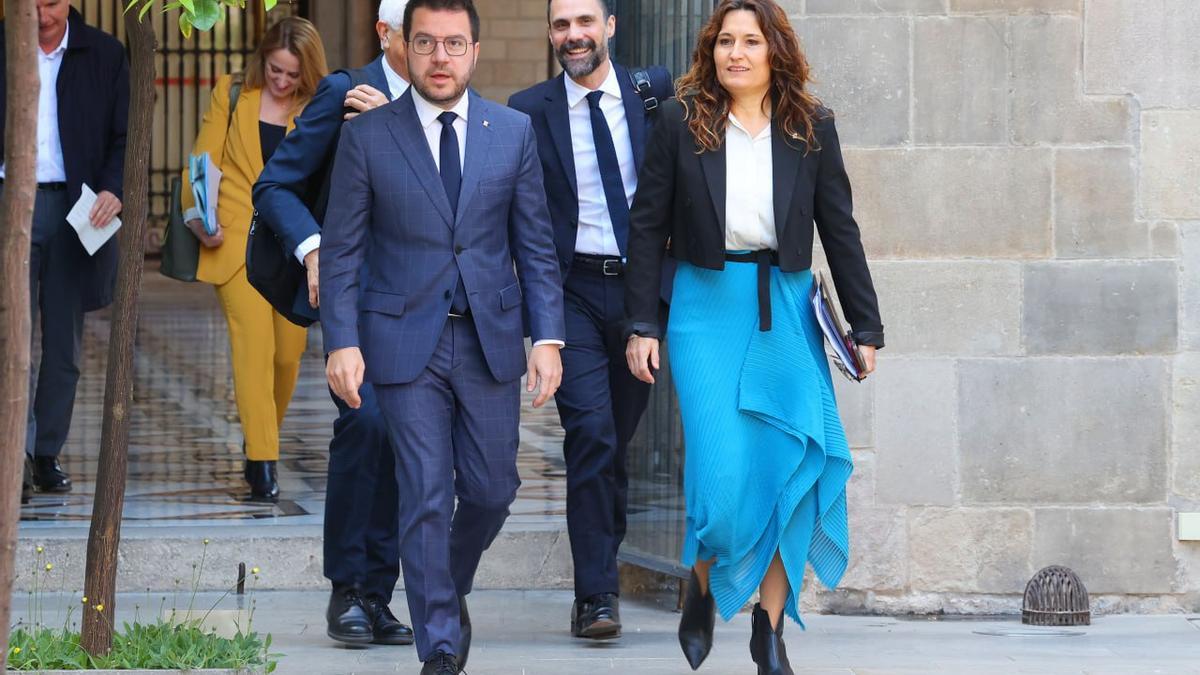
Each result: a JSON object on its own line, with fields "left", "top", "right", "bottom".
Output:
{"left": 214, "top": 268, "right": 308, "bottom": 461}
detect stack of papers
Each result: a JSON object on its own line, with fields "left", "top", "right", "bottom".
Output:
{"left": 811, "top": 271, "right": 865, "bottom": 382}
{"left": 188, "top": 152, "right": 221, "bottom": 236}
{"left": 67, "top": 183, "right": 122, "bottom": 256}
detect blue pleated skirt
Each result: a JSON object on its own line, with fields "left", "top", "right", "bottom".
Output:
{"left": 668, "top": 260, "right": 853, "bottom": 628}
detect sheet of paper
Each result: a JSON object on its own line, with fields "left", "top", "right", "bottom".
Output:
{"left": 189, "top": 152, "right": 221, "bottom": 236}
{"left": 66, "top": 183, "right": 122, "bottom": 256}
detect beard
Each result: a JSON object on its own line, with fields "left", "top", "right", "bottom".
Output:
{"left": 412, "top": 67, "right": 473, "bottom": 106}
{"left": 555, "top": 37, "right": 608, "bottom": 80}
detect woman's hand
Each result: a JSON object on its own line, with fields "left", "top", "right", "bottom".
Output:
{"left": 626, "top": 335, "right": 661, "bottom": 384}
{"left": 858, "top": 345, "right": 877, "bottom": 379}
{"left": 186, "top": 218, "right": 224, "bottom": 248}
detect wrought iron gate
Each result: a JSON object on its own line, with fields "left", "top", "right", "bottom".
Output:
{"left": 612, "top": 0, "right": 715, "bottom": 578}
{"left": 71, "top": 0, "right": 308, "bottom": 241}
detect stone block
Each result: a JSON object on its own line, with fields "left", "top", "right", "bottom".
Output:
{"left": 909, "top": 508, "right": 1033, "bottom": 593}
{"left": 792, "top": 17, "right": 910, "bottom": 146}
{"left": 842, "top": 506, "right": 908, "bottom": 591}
{"left": 845, "top": 148, "right": 1052, "bottom": 258}
{"left": 913, "top": 17, "right": 1008, "bottom": 144}
{"left": 951, "top": 0, "right": 1079, "bottom": 11}
{"left": 1140, "top": 112, "right": 1200, "bottom": 220}
{"left": 847, "top": 449, "right": 877, "bottom": 508}
{"left": 1181, "top": 223, "right": 1200, "bottom": 350}
{"left": 1172, "top": 354, "right": 1200, "bottom": 500}
{"left": 1023, "top": 261, "right": 1177, "bottom": 355}
{"left": 1084, "top": 1, "right": 1200, "bottom": 108}
{"left": 872, "top": 261, "right": 1022, "bottom": 355}
{"left": 958, "top": 358, "right": 1168, "bottom": 504}
{"left": 1011, "top": 16, "right": 1133, "bottom": 144}
{"left": 1033, "top": 508, "right": 1177, "bottom": 593}
{"left": 1150, "top": 221, "right": 1179, "bottom": 258}
{"left": 833, "top": 372, "right": 874, "bottom": 448}
{"left": 875, "top": 359, "right": 957, "bottom": 506}
{"left": 1054, "top": 148, "right": 1142, "bottom": 258}
{"left": 807, "top": 0, "right": 947, "bottom": 13}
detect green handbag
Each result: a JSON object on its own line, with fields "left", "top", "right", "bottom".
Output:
{"left": 160, "top": 175, "right": 199, "bottom": 282}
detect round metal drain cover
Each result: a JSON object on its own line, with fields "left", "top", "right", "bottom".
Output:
{"left": 973, "top": 628, "right": 1086, "bottom": 638}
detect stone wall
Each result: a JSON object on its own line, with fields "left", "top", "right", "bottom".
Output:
{"left": 776, "top": 0, "right": 1200, "bottom": 615}
{"left": 474, "top": 0, "right": 554, "bottom": 102}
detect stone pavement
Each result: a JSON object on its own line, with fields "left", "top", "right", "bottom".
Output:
{"left": 11, "top": 590, "right": 1200, "bottom": 674}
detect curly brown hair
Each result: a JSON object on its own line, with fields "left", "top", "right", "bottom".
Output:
{"left": 676, "top": 0, "right": 826, "bottom": 153}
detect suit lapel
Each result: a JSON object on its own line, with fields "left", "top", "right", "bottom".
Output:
{"left": 239, "top": 86, "right": 265, "bottom": 179}
{"left": 544, "top": 75, "right": 579, "bottom": 196}
{"left": 365, "top": 56, "right": 393, "bottom": 101}
{"left": 386, "top": 91, "right": 454, "bottom": 227}
{"left": 699, "top": 142, "right": 727, "bottom": 239}
{"left": 772, "top": 123, "right": 802, "bottom": 240}
{"left": 616, "top": 64, "right": 647, "bottom": 171}
{"left": 455, "top": 92, "right": 494, "bottom": 228}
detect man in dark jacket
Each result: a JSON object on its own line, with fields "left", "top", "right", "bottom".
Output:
{"left": 0, "top": 0, "right": 129, "bottom": 495}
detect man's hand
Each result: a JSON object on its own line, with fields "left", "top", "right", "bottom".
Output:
{"left": 327, "top": 347, "right": 365, "bottom": 409}
{"left": 90, "top": 190, "right": 121, "bottom": 228}
{"left": 304, "top": 248, "right": 320, "bottom": 308}
{"left": 186, "top": 218, "right": 224, "bottom": 248}
{"left": 526, "top": 343, "right": 563, "bottom": 408}
{"left": 626, "top": 336, "right": 660, "bottom": 385}
{"left": 344, "top": 84, "right": 389, "bottom": 120}
{"left": 859, "top": 345, "right": 877, "bottom": 379}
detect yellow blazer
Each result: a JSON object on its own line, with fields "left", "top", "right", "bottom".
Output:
{"left": 182, "top": 74, "right": 299, "bottom": 286}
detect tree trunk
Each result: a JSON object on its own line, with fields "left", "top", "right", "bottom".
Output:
{"left": 79, "top": 12, "right": 157, "bottom": 657}
{"left": 0, "top": 0, "right": 39, "bottom": 667}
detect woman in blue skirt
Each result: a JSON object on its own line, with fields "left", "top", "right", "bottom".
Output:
{"left": 624, "top": 1, "right": 884, "bottom": 673}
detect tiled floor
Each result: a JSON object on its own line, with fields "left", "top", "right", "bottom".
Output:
{"left": 21, "top": 269, "right": 568, "bottom": 527}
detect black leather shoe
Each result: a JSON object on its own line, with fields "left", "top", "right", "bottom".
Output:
{"left": 31, "top": 456, "right": 71, "bottom": 493}
{"left": 749, "top": 603, "right": 792, "bottom": 675}
{"left": 678, "top": 570, "right": 715, "bottom": 670}
{"left": 244, "top": 459, "right": 279, "bottom": 503}
{"left": 458, "top": 594, "right": 471, "bottom": 670}
{"left": 571, "top": 592, "right": 622, "bottom": 640}
{"left": 363, "top": 595, "right": 414, "bottom": 645}
{"left": 326, "top": 587, "right": 374, "bottom": 645}
{"left": 420, "top": 650, "right": 459, "bottom": 675}
{"left": 22, "top": 457, "right": 33, "bottom": 504}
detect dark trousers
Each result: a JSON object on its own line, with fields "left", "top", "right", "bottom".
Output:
{"left": 7, "top": 186, "right": 86, "bottom": 459}
{"left": 555, "top": 268, "right": 653, "bottom": 600}
{"left": 324, "top": 379, "right": 401, "bottom": 603}
{"left": 375, "top": 317, "right": 521, "bottom": 661}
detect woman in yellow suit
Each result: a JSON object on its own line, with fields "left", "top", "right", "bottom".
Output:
{"left": 182, "top": 17, "right": 327, "bottom": 502}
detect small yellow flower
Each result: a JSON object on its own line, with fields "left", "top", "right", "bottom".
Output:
{"left": 35, "top": 546, "right": 43, "bottom": 553}
{"left": 81, "top": 596, "right": 88, "bottom": 604}
{"left": 251, "top": 567, "right": 260, "bottom": 575}
{"left": 203, "top": 538, "right": 210, "bottom": 545}
{"left": 95, "top": 604, "right": 104, "bottom": 612}
{"left": 44, "top": 563, "right": 53, "bottom": 572}
{"left": 11, "top": 647, "right": 20, "bottom": 655}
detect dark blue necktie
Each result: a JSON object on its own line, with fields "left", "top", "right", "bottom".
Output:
{"left": 586, "top": 90, "right": 630, "bottom": 255}
{"left": 439, "top": 111, "right": 469, "bottom": 314}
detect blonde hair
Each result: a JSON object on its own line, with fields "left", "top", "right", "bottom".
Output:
{"left": 243, "top": 17, "right": 328, "bottom": 113}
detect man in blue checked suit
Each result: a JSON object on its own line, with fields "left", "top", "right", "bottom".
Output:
{"left": 253, "top": 0, "right": 416, "bottom": 650}
{"left": 321, "top": 1, "right": 564, "bottom": 673}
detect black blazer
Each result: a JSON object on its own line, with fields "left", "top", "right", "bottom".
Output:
{"left": 624, "top": 98, "right": 884, "bottom": 347}
{"left": 0, "top": 9, "right": 130, "bottom": 311}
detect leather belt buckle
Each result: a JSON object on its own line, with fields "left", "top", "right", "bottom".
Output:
{"left": 602, "top": 259, "right": 622, "bottom": 276}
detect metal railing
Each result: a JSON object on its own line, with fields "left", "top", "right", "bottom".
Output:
{"left": 612, "top": 0, "right": 715, "bottom": 578}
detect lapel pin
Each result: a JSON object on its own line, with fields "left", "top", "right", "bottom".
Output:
{"left": 483, "top": 120, "right": 490, "bottom": 128}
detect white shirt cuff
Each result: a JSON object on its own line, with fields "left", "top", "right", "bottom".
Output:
{"left": 533, "top": 339, "right": 565, "bottom": 348}
{"left": 295, "top": 234, "right": 321, "bottom": 265}
{"left": 183, "top": 207, "right": 204, "bottom": 224}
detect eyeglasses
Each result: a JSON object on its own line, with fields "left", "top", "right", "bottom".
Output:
{"left": 408, "top": 36, "right": 473, "bottom": 57}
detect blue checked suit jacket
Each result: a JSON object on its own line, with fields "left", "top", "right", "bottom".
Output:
{"left": 320, "top": 89, "right": 566, "bottom": 385}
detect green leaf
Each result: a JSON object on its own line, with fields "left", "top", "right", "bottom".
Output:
{"left": 265, "top": 0, "right": 277, "bottom": 10}
{"left": 189, "top": 0, "right": 223, "bottom": 31}
{"left": 180, "top": 0, "right": 196, "bottom": 11}
{"left": 179, "top": 13, "right": 194, "bottom": 38}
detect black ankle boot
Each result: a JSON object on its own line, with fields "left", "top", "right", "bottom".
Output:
{"left": 244, "top": 460, "right": 279, "bottom": 502}
{"left": 31, "top": 456, "right": 72, "bottom": 493}
{"left": 678, "top": 570, "right": 715, "bottom": 670}
{"left": 749, "top": 603, "right": 792, "bottom": 675}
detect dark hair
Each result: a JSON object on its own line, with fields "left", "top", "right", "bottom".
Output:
{"left": 403, "top": 0, "right": 481, "bottom": 42}
{"left": 546, "top": 0, "right": 613, "bottom": 22}
{"left": 677, "top": 0, "right": 825, "bottom": 153}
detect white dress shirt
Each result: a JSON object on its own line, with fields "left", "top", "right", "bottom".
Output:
{"left": 563, "top": 62, "right": 637, "bottom": 257}
{"left": 294, "top": 58, "right": 410, "bottom": 263}
{"left": 724, "top": 113, "right": 778, "bottom": 252}
{"left": 411, "top": 87, "right": 469, "bottom": 170}
{"left": 0, "top": 24, "right": 70, "bottom": 183}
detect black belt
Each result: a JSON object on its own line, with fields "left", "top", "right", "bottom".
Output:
{"left": 0, "top": 178, "right": 67, "bottom": 191}
{"left": 725, "top": 250, "right": 779, "bottom": 331}
{"left": 573, "top": 253, "right": 625, "bottom": 276}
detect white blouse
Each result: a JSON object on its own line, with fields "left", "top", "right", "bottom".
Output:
{"left": 724, "top": 113, "right": 778, "bottom": 252}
